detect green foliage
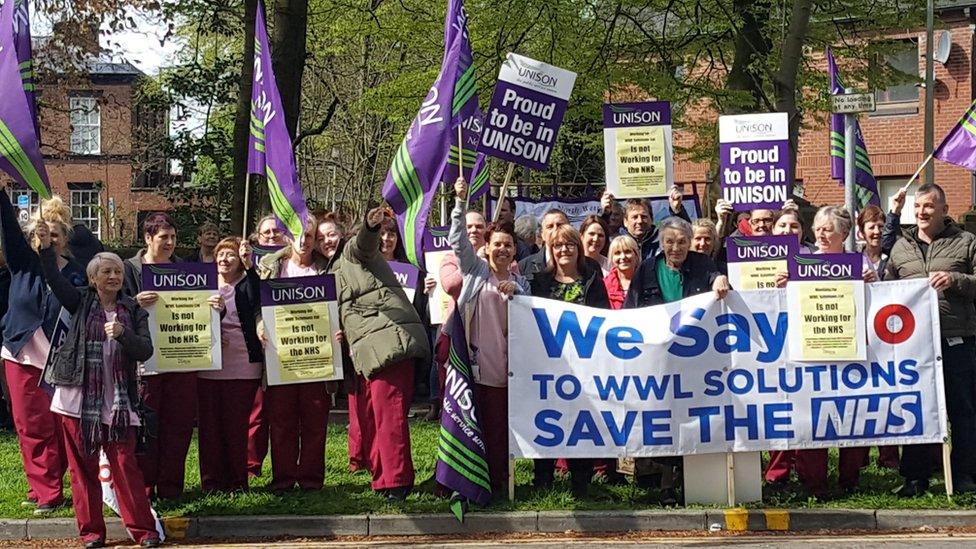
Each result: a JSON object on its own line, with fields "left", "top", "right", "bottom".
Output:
{"left": 150, "top": 0, "right": 926, "bottom": 224}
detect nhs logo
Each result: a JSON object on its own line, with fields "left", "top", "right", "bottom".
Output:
{"left": 811, "top": 392, "right": 923, "bottom": 440}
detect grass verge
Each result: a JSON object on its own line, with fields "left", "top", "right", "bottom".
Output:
{"left": 0, "top": 421, "right": 971, "bottom": 519}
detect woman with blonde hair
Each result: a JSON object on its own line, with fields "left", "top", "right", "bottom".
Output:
{"left": 604, "top": 235, "right": 640, "bottom": 310}
{"left": 0, "top": 189, "right": 85, "bottom": 515}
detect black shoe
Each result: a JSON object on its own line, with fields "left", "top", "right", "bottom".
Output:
{"left": 84, "top": 540, "right": 105, "bottom": 549}
{"left": 423, "top": 403, "right": 440, "bottom": 421}
{"left": 32, "top": 503, "right": 59, "bottom": 516}
{"left": 661, "top": 487, "right": 679, "bottom": 506}
{"left": 383, "top": 486, "right": 411, "bottom": 501}
{"left": 894, "top": 479, "right": 929, "bottom": 498}
{"left": 141, "top": 538, "right": 161, "bottom": 548}
{"left": 955, "top": 478, "right": 976, "bottom": 494}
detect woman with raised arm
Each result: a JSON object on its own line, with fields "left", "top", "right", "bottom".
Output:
{"left": 0, "top": 191, "right": 85, "bottom": 515}
{"left": 36, "top": 220, "right": 159, "bottom": 548}
{"left": 450, "top": 177, "right": 527, "bottom": 495}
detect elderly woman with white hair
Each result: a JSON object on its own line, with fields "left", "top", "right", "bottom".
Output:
{"left": 766, "top": 205, "right": 874, "bottom": 499}
{"left": 623, "top": 216, "right": 729, "bottom": 504}
{"left": 36, "top": 224, "right": 160, "bottom": 548}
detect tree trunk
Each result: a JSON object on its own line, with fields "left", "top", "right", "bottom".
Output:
{"left": 773, "top": 0, "right": 814, "bottom": 184}
{"left": 724, "top": 0, "right": 773, "bottom": 113}
{"left": 231, "top": 0, "right": 258, "bottom": 237}
{"left": 271, "top": 0, "right": 309, "bottom": 139}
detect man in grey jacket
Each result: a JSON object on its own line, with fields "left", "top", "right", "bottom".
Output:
{"left": 886, "top": 182, "right": 976, "bottom": 496}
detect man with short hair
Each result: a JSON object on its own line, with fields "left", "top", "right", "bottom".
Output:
{"left": 601, "top": 187, "right": 690, "bottom": 261}
{"left": 887, "top": 182, "right": 976, "bottom": 496}
{"left": 496, "top": 196, "right": 516, "bottom": 226}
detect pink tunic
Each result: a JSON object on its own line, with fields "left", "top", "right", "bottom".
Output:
{"left": 199, "top": 280, "right": 262, "bottom": 380}
{"left": 468, "top": 273, "right": 509, "bottom": 388}
{"left": 1, "top": 329, "right": 51, "bottom": 369}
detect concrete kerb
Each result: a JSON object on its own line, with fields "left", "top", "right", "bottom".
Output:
{"left": 11, "top": 509, "right": 976, "bottom": 540}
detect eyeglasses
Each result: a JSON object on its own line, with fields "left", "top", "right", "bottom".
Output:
{"left": 553, "top": 243, "right": 577, "bottom": 251}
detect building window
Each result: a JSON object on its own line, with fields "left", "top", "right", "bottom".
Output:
{"left": 879, "top": 178, "right": 916, "bottom": 224}
{"left": 69, "top": 96, "right": 100, "bottom": 155}
{"left": 8, "top": 189, "right": 38, "bottom": 211}
{"left": 69, "top": 184, "right": 101, "bottom": 238}
{"left": 874, "top": 40, "right": 920, "bottom": 104}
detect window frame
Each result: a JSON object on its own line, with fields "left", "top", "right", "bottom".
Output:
{"left": 69, "top": 95, "right": 101, "bottom": 155}
{"left": 69, "top": 183, "right": 102, "bottom": 239}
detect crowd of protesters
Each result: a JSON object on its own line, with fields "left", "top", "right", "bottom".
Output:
{"left": 0, "top": 176, "right": 973, "bottom": 546}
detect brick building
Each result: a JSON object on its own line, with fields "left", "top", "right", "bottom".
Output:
{"left": 4, "top": 58, "right": 171, "bottom": 245}
{"left": 674, "top": 2, "right": 976, "bottom": 221}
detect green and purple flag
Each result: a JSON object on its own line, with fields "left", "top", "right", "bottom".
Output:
{"left": 436, "top": 309, "right": 491, "bottom": 520}
{"left": 384, "top": 0, "right": 474, "bottom": 266}
{"left": 12, "top": 0, "right": 37, "bottom": 124}
{"left": 827, "top": 48, "right": 880, "bottom": 211}
{"left": 934, "top": 98, "right": 976, "bottom": 171}
{"left": 247, "top": 0, "right": 309, "bottom": 242}
{"left": 0, "top": 0, "right": 49, "bottom": 199}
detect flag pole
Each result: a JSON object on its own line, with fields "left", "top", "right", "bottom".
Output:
{"left": 242, "top": 173, "right": 251, "bottom": 238}
{"left": 492, "top": 163, "right": 516, "bottom": 223}
{"left": 901, "top": 153, "right": 935, "bottom": 194}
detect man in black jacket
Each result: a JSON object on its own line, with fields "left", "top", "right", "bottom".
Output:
{"left": 600, "top": 187, "right": 691, "bottom": 261}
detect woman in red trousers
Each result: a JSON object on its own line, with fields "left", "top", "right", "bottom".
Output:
{"left": 257, "top": 220, "right": 333, "bottom": 491}
{"left": 123, "top": 212, "right": 200, "bottom": 500}
{"left": 37, "top": 222, "right": 160, "bottom": 548}
{"left": 245, "top": 214, "right": 288, "bottom": 477}
{"left": 332, "top": 207, "right": 430, "bottom": 500}
{"left": 0, "top": 192, "right": 82, "bottom": 515}
{"left": 448, "top": 178, "right": 526, "bottom": 495}
{"left": 197, "top": 238, "right": 263, "bottom": 492}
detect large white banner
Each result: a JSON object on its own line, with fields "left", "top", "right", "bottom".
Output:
{"left": 508, "top": 279, "right": 947, "bottom": 458}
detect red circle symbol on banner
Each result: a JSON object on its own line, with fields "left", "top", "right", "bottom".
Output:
{"left": 874, "top": 304, "right": 915, "bottom": 344}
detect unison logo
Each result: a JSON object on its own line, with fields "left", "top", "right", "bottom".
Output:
{"left": 732, "top": 238, "right": 789, "bottom": 260}
{"left": 147, "top": 265, "right": 209, "bottom": 289}
{"left": 508, "top": 58, "right": 559, "bottom": 90}
{"left": 736, "top": 122, "right": 774, "bottom": 135}
{"left": 794, "top": 256, "right": 853, "bottom": 280}
{"left": 610, "top": 107, "right": 662, "bottom": 126}
{"left": 267, "top": 279, "right": 327, "bottom": 303}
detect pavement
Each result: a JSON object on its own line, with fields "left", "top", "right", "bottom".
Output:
{"left": 4, "top": 509, "right": 976, "bottom": 542}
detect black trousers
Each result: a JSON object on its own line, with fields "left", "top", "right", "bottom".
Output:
{"left": 901, "top": 337, "right": 976, "bottom": 483}
{"left": 534, "top": 458, "right": 593, "bottom": 489}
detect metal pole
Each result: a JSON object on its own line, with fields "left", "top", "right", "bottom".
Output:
{"left": 844, "top": 91, "right": 857, "bottom": 252}
{"left": 925, "top": 0, "right": 935, "bottom": 184}
{"left": 242, "top": 173, "right": 251, "bottom": 238}
{"left": 439, "top": 181, "right": 447, "bottom": 226}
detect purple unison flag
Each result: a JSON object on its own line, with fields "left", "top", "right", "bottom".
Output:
{"left": 247, "top": 0, "right": 310, "bottom": 243}
{"left": 788, "top": 252, "right": 862, "bottom": 281}
{"left": 0, "top": 0, "right": 49, "bottom": 198}
{"left": 440, "top": 0, "right": 484, "bottom": 194}
{"left": 11, "top": 0, "right": 37, "bottom": 124}
{"left": 934, "top": 98, "right": 976, "bottom": 172}
{"left": 436, "top": 309, "right": 491, "bottom": 517}
{"left": 827, "top": 48, "right": 880, "bottom": 210}
{"left": 383, "top": 0, "right": 468, "bottom": 266}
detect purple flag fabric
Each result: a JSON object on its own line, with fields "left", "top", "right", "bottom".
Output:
{"left": 12, "top": 0, "right": 37, "bottom": 124}
{"left": 934, "top": 98, "right": 976, "bottom": 171}
{"left": 827, "top": 48, "right": 880, "bottom": 211}
{"left": 0, "top": 0, "right": 49, "bottom": 198}
{"left": 383, "top": 0, "right": 470, "bottom": 266}
{"left": 436, "top": 309, "right": 491, "bottom": 518}
{"left": 247, "top": 0, "right": 310, "bottom": 242}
